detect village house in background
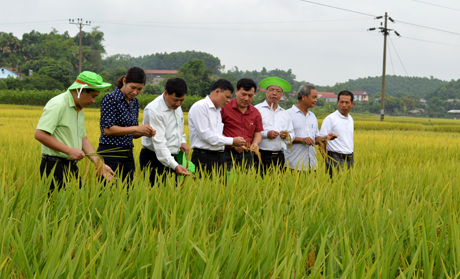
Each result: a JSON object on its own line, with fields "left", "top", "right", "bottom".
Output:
{"left": 144, "top": 70, "right": 178, "bottom": 84}
{"left": 0, "top": 67, "right": 19, "bottom": 79}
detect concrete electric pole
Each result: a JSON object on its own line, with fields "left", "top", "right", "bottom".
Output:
{"left": 69, "top": 18, "right": 91, "bottom": 74}
{"left": 368, "top": 12, "right": 400, "bottom": 121}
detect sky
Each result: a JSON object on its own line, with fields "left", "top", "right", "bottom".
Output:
{"left": 2, "top": 0, "right": 460, "bottom": 86}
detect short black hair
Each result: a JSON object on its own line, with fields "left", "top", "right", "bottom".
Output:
{"left": 211, "top": 79, "right": 234, "bottom": 93}
{"left": 236, "top": 78, "right": 257, "bottom": 92}
{"left": 85, "top": 88, "right": 96, "bottom": 93}
{"left": 337, "top": 90, "right": 354, "bottom": 102}
{"left": 165, "top": 78, "right": 187, "bottom": 97}
{"left": 297, "top": 85, "right": 316, "bottom": 100}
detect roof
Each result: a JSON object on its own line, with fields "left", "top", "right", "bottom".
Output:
{"left": 144, "top": 70, "right": 178, "bottom": 75}
{"left": 0, "top": 67, "right": 13, "bottom": 71}
{"left": 351, "top": 91, "right": 367, "bottom": 95}
{"left": 317, "top": 92, "right": 337, "bottom": 98}
{"left": 447, "top": 110, "right": 460, "bottom": 114}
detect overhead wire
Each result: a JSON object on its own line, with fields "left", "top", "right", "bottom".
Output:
{"left": 412, "top": 0, "right": 460, "bottom": 12}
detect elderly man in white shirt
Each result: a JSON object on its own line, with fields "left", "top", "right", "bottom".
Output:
{"left": 286, "top": 85, "right": 337, "bottom": 171}
{"left": 189, "top": 79, "right": 246, "bottom": 177}
{"left": 255, "top": 77, "right": 295, "bottom": 176}
{"left": 320, "top": 90, "right": 355, "bottom": 178}
{"left": 140, "top": 78, "right": 191, "bottom": 186}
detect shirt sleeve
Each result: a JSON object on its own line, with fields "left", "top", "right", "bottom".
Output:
{"left": 254, "top": 111, "right": 264, "bottom": 133}
{"left": 36, "top": 99, "right": 62, "bottom": 134}
{"left": 100, "top": 95, "right": 117, "bottom": 129}
{"left": 319, "top": 116, "right": 332, "bottom": 136}
{"left": 192, "top": 104, "right": 233, "bottom": 146}
{"left": 148, "top": 111, "right": 179, "bottom": 170}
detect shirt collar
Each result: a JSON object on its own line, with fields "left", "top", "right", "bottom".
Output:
{"left": 335, "top": 110, "right": 349, "bottom": 119}
{"left": 291, "top": 104, "right": 310, "bottom": 116}
{"left": 159, "top": 93, "right": 171, "bottom": 112}
{"left": 205, "top": 96, "right": 217, "bottom": 109}
{"left": 262, "top": 100, "right": 283, "bottom": 112}
{"left": 65, "top": 90, "right": 82, "bottom": 112}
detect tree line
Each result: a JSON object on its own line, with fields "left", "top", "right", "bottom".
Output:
{"left": 1, "top": 29, "right": 459, "bottom": 117}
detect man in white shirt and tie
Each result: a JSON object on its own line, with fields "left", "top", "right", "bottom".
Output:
{"left": 255, "top": 77, "right": 295, "bottom": 176}
{"left": 188, "top": 79, "right": 246, "bottom": 177}
{"left": 286, "top": 85, "right": 337, "bottom": 171}
{"left": 320, "top": 90, "right": 355, "bottom": 178}
{"left": 140, "top": 78, "right": 190, "bottom": 185}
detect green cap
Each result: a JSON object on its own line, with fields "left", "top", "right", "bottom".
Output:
{"left": 259, "top": 77, "right": 291, "bottom": 93}
{"left": 68, "top": 71, "right": 111, "bottom": 92}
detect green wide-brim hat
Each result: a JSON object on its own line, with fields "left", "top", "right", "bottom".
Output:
{"left": 259, "top": 77, "right": 291, "bottom": 93}
{"left": 68, "top": 71, "right": 111, "bottom": 92}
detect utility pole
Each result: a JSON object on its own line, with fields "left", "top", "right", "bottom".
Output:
{"left": 368, "top": 12, "right": 400, "bottom": 121}
{"left": 69, "top": 18, "right": 91, "bottom": 74}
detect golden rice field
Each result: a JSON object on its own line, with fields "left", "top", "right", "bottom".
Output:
{"left": 1, "top": 104, "right": 460, "bottom": 278}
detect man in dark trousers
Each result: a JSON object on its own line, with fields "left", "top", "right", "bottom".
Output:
{"left": 189, "top": 79, "right": 246, "bottom": 178}
{"left": 221, "top": 78, "right": 263, "bottom": 171}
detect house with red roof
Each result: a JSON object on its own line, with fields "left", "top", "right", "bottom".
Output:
{"left": 351, "top": 91, "right": 369, "bottom": 102}
{"left": 317, "top": 92, "right": 337, "bottom": 102}
{"left": 144, "top": 70, "right": 178, "bottom": 84}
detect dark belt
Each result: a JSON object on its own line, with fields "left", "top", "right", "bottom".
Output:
{"left": 327, "top": 151, "right": 353, "bottom": 160}
{"left": 193, "top": 148, "right": 224, "bottom": 156}
{"left": 260, "top": 150, "right": 284, "bottom": 157}
{"left": 42, "top": 155, "right": 77, "bottom": 165}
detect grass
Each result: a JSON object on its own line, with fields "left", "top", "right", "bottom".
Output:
{"left": 1, "top": 104, "right": 460, "bottom": 278}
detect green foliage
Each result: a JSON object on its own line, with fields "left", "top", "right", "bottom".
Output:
{"left": 425, "top": 78, "right": 460, "bottom": 101}
{"left": 175, "top": 59, "right": 214, "bottom": 97}
{"left": 316, "top": 75, "right": 447, "bottom": 98}
{"left": 101, "top": 51, "right": 223, "bottom": 75}
{"left": 142, "top": 84, "right": 164, "bottom": 95}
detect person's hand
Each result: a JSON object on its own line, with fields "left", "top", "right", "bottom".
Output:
{"left": 326, "top": 133, "right": 339, "bottom": 141}
{"left": 67, "top": 148, "right": 85, "bottom": 161}
{"left": 137, "top": 124, "right": 155, "bottom": 137}
{"left": 175, "top": 165, "right": 190, "bottom": 176}
{"left": 233, "top": 145, "right": 246, "bottom": 153}
{"left": 232, "top": 136, "right": 246, "bottom": 147}
{"left": 101, "top": 164, "right": 115, "bottom": 181}
{"left": 302, "top": 137, "right": 315, "bottom": 146}
{"left": 280, "top": 131, "right": 288, "bottom": 139}
{"left": 180, "top": 143, "right": 190, "bottom": 158}
{"left": 250, "top": 142, "right": 259, "bottom": 153}
{"left": 267, "top": 130, "right": 280, "bottom": 139}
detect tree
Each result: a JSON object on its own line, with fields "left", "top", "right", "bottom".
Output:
{"left": 176, "top": 59, "right": 213, "bottom": 96}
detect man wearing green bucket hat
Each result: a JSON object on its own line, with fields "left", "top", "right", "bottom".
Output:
{"left": 255, "top": 77, "right": 295, "bottom": 176}
{"left": 35, "top": 71, "right": 114, "bottom": 192}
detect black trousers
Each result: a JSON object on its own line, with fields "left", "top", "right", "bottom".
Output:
{"left": 97, "top": 144, "right": 135, "bottom": 183}
{"left": 191, "top": 148, "right": 225, "bottom": 178}
{"left": 139, "top": 148, "right": 178, "bottom": 186}
{"left": 223, "top": 148, "right": 254, "bottom": 172}
{"left": 254, "top": 150, "right": 286, "bottom": 177}
{"left": 39, "top": 156, "right": 79, "bottom": 192}
{"left": 326, "top": 152, "right": 355, "bottom": 178}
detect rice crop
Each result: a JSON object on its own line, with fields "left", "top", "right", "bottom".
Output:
{"left": 1, "top": 104, "right": 460, "bottom": 278}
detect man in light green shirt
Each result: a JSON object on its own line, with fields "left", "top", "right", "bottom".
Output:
{"left": 35, "top": 71, "right": 114, "bottom": 191}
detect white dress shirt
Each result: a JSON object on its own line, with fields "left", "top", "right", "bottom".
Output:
{"left": 255, "top": 100, "right": 294, "bottom": 152}
{"left": 285, "top": 105, "right": 320, "bottom": 170}
{"left": 189, "top": 96, "right": 233, "bottom": 151}
{"left": 320, "top": 110, "right": 354, "bottom": 154}
{"left": 141, "top": 93, "right": 187, "bottom": 169}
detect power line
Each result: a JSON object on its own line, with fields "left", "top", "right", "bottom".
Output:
{"left": 396, "top": 20, "right": 460, "bottom": 36}
{"left": 389, "top": 36, "right": 410, "bottom": 77}
{"left": 402, "top": 36, "right": 460, "bottom": 47}
{"left": 412, "top": 0, "right": 460, "bottom": 12}
{"left": 300, "top": 0, "right": 460, "bottom": 37}
{"left": 93, "top": 18, "right": 370, "bottom": 26}
{"left": 0, "top": 19, "right": 67, "bottom": 26}
{"left": 299, "top": 0, "right": 377, "bottom": 17}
